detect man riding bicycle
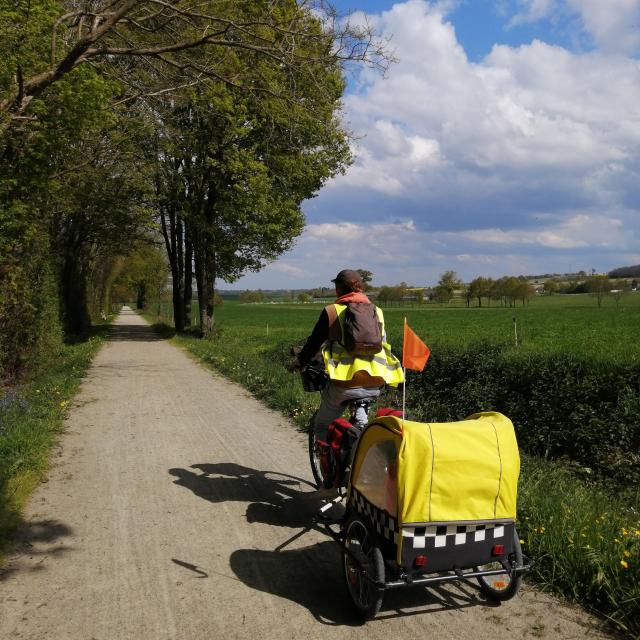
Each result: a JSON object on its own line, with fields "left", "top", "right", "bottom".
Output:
{"left": 289, "top": 269, "right": 404, "bottom": 443}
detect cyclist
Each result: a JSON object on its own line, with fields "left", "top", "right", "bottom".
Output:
{"left": 289, "top": 269, "right": 404, "bottom": 443}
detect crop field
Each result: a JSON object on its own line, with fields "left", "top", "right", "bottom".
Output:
{"left": 205, "top": 293, "right": 640, "bottom": 364}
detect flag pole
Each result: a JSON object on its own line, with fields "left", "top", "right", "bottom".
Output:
{"left": 402, "top": 317, "right": 407, "bottom": 425}
{"left": 402, "top": 368, "right": 407, "bottom": 423}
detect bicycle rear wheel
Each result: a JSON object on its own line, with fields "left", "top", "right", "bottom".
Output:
{"left": 308, "top": 429, "right": 334, "bottom": 489}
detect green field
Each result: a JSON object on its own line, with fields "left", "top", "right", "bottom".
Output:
{"left": 204, "top": 292, "right": 640, "bottom": 364}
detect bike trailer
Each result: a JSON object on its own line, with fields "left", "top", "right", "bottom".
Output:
{"left": 337, "top": 411, "right": 531, "bottom": 616}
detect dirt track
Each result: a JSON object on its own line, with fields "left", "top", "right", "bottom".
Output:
{"left": 0, "top": 308, "right": 612, "bottom": 639}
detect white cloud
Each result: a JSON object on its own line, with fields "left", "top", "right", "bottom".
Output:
{"left": 229, "top": 212, "right": 638, "bottom": 289}
{"left": 460, "top": 214, "right": 627, "bottom": 249}
{"left": 508, "top": 0, "right": 559, "bottom": 26}
{"left": 328, "top": 2, "right": 640, "bottom": 217}
{"left": 569, "top": 0, "right": 640, "bottom": 54}
{"left": 505, "top": 0, "right": 640, "bottom": 54}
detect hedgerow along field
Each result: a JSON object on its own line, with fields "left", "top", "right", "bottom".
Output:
{"left": 148, "top": 293, "right": 640, "bottom": 637}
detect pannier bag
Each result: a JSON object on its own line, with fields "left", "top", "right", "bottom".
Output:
{"left": 343, "top": 303, "right": 383, "bottom": 356}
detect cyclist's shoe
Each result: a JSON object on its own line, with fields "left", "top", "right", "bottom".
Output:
{"left": 316, "top": 496, "right": 346, "bottom": 524}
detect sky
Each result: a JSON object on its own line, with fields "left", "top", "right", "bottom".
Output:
{"left": 230, "top": 0, "right": 640, "bottom": 290}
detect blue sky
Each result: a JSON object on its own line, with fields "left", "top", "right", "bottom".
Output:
{"left": 231, "top": 0, "right": 640, "bottom": 289}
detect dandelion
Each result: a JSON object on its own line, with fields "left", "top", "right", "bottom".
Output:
{"left": 59, "top": 401, "right": 67, "bottom": 408}
{"left": 623, "top": 550, "right": 631, "bottom": 558}
{"left": 620, "top": 560, "right": 629, "bottom": 569}
{"left": 540, "top": 527, "right": 546, "bottom": 533}
{"left": 519, "top": 539, "right": 525, "bottom": 545}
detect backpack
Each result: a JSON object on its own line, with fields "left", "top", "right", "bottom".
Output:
{"left": 330, "top": 302, "right": 382, "bottom": 356}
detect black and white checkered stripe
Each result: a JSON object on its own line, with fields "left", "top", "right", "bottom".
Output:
{"left": 402, "top": 522, "right": 507, "bottom": 550}
{"left": 349, "top": 488, "right": 399, "bottom": 544}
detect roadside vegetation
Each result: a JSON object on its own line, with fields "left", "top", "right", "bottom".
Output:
{"left": 144, "top": 296, "right": 640, "bottom": 638}
{"left": 0, "top": 326, "right": 109, "bottom": 555}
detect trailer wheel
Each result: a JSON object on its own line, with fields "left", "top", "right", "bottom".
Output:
{"left": 343, "top": 514, "right": 385, "bottom": 619}
{"left": 476, "top": 529, "right": 523, "bottom": 601}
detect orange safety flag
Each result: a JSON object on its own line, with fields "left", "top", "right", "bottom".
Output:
{"left": 402, "top": 319, "right": 431, "bottom": 372}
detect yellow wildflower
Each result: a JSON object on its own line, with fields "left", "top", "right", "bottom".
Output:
{"left": 59, "top": 401, "right": 67, "bottom": 408}
{"left": 620, "top": 560, "right": 629, "bottom": 569}
{"left": 623, "top": 550, "right": 631, "bottom": 558}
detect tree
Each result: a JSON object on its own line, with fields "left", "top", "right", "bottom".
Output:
{"left": 544, "top": 279, "right": 559, "bottom": 295}
{"left": 111, "top": 246, "right": 169, "bottom": 310}
{"left": 356, "top": 269, "right": 374, "bottom": 290}
{"left": 1, "top": 1, "right": 390, "bottom": 123}
{"left": 586, "top": 275, "right": 610, "bottom": 308}
{"left": 0, "top": 1, "right": 390, "bottom": 378}
{"left": 297, "top": 292, "right": 311, "bottom": 303}
{"left": 415, "top": 289, "right": 425, "bottom": 305}
{"left": 239, "top": 290, "right": 267, "bottom": 303}
{"left": 610, "top": 280, "right": 629, "bottom": 309}
{"left": 515, "top": 281, "right": 535, "bottom": 306}
{"left": 468, "top": 276, "right": 493, "bottom": 307}
{"left": 432, "top": 285, "right": 453, "bottom": 304}
{"left": 156, "top": 9, "right": 354, "bottom": 334}
{"left": 433, "top": 271, "right": 461, "bottom": 304}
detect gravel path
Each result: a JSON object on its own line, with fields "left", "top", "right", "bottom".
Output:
{"left": 0, "top": 308, "right": 612, "bottom": 639}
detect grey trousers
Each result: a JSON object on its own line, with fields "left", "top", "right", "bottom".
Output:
{"left": 313, "top": 382, "right": 381, "bottom": 441}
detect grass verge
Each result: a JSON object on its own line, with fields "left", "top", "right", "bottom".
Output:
{"left": 0, "top": 325, "right": 109, "bottom": 557}
{"left": 147, "top": 316, "right": 639, "bottom": 638}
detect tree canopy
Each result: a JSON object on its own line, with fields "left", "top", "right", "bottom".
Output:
{"left": 0, "top": 1, "right": 389, "bottom": 381}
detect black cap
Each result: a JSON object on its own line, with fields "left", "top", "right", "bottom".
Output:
{"left": 331, "top": 269, "right": 363, "bottom": 290}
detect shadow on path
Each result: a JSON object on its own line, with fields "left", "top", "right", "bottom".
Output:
{"left": 0, "top": 519, "right": 74, "bottom": 581}
{"left": 107, "top": 323, "right": 167, "bottom": 343}
{"left": 170, "top": 462, "right": 492, "bottom": 625}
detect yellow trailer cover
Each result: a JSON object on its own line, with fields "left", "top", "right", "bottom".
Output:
{"left": 362, "top": 412, "right": 520, "bottom": 524}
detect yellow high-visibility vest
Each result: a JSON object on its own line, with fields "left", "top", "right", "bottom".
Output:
{"left": 322, "top": 303, "right": 404, "bottom": 387}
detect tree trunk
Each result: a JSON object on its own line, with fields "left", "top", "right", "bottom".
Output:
{"left": 194, "top": 243, "right": 205, "bottom": 335}
{"left": 200, "top": 244, "right": 216, "bottom": 336}
{"left": 159, "top": 206, "right": 185, "bottom": 331}
{"left": 184, "top": 224, "right": 193, "bottom": 327}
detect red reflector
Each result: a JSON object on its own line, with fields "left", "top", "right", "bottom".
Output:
{"left": 492, "top": 544, "right": 505, "bottom": 556}
{"left": 414, "top": 555, "right": 427, "bottom": 567}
